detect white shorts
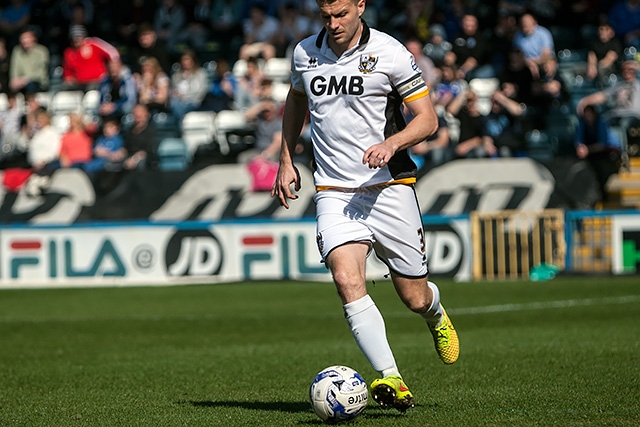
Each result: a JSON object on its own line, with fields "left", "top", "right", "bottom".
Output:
{"left": 314, "top": 184, "right": 428, "bottom": 278}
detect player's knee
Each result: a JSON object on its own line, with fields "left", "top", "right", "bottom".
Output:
{"left": 332, "top": 269, "right": 357, "bottom": 288}
{"left": 332, "top": 271, "right": 366, "bottom": 303}
{"left": 403, "top": 295, "right": 433, "bottom": 314}
{"left": 406, "top": 301, "right": 429, "bottom": 314}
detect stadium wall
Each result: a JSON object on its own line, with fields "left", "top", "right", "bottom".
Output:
{"left": 1, "top": 157, "right": 638, "bottom": 288}
{"left": 0, "top": 157, "right": 570, "bottom": 224}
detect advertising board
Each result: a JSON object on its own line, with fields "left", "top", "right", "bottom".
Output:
{"left": 0, "top": 217, "right": 471, "bottom": 288}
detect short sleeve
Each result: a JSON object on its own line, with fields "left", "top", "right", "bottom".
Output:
{"left": 290, "top": 45, "right": 306, "bottom": 94}
{"left": 390, "top": 44, "right": 429, "bottom": 103}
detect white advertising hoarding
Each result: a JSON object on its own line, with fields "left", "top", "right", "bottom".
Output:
{"left": 0, "top": 218, "right": 471, "bottom": 288}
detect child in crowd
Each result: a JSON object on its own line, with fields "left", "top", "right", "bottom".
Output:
{"left": 84, "top": 117, "right": 126, "bottom": 174}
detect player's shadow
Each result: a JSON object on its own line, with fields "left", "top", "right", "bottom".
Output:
{"left": 188, "top": 400, "right": 310, "bottom": 414}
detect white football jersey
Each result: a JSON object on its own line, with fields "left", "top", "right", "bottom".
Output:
{"left": 291, "top": 21, "right": 429, "bottom": 189}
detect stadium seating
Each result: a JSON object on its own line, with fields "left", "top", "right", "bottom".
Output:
{"left": 444, "top": 112, "right": 460, "bottom": 144}
{"left": 213, "top": 109, "right": 253, "bottom": 155}
{"left": 271, "top": 81, "right": 290, "bottom": 104}
{"left": 4, "top": 3, "right": 634, "bottom": 177}
{"left": 469, "top": 78, "right": 499, "bottom": 116}
{"left": 121, "top": 112, "right": 134, "bottom": 131}
{"left": 550, "top": 26, "right": 580, "bottom": 50}
{"left": 232, "top": 58, "right": 266, "bottom": 79}
{"left": 263, "top": 57, "right": 291, "bottom": 83}
{"left": 49, "top": 65, "right": 64, "bottom": 93}
{"left": 611, "top": 125, "right": 628, "bottom": 159}
{"left": 544, "top": 103, "right": 577, "bottom": 155}
{"left": 557, "top": 48, "right": 589, "bottom": 87}
{"left": 525, "top": 129, "right": 556, "bottom": 163}
{"left": 0, "top": 92, "right": 8, "bottom": 112}
{"left": 52, "top": 113, "right": 70, "bottom": 133}
{"left": 231, "top": 58, "right": 248, "bottom": 79}
{"left": 623, "top": 46, "right": 638, "bottom": 61}
{"left": 203, "top": 60, "right": 217, "bottom": 84}
{"left": 50, "top": 90, "right": 84, "bottom": 115}
{"left": 152, "top": 112, "right": 180, "bottom": 140}
{"left": 181, "top": 111, "right": 216, "bottom": 158}
{"left": 34, "top": 92, "right": 52, "bottom": 110}
{"left": 156, "top": 137, "right": 190, "bottom": 171}
{"left": 82, "top": 90, "right": 101, "bottom": 114}
{"left": 469, "top": 77, "right": 499, "bottom": 98}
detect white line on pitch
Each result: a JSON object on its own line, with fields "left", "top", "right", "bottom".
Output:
{"left": 447, "top": 295, "right": 640, "bottom": 316}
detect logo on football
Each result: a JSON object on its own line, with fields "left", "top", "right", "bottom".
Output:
{"left": 309, "top": 365, "right": 368, "bottom": 423}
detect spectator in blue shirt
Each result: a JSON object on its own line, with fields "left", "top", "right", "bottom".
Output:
{"left": 512, "top": 13, "right": 555, "bottom": 79}
{"left": 0, "top": 0, "right": 32, "bottom": 45}
{"left": 608, "top": 0, "right": 640, "bottom": 49}
{"left": 575, "top": 104, "right": 621, "bottom": 201}
{"left": 97, "top": 58, "right": 137, "bottom": 121}
{"left": 200, "top": 57, "right": 237, "bottom": 112}
{"left": 84, "top": 117, "right": 126, "bottom": 174}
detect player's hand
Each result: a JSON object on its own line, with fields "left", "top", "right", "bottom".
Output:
{"left": 363, "top": 142, "right": 395, "bottom": 169}
{"left": 271, "top": 162, "right": 301, "bottom": 209}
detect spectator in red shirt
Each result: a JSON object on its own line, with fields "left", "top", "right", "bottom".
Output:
{"left": 62, "top": 25, "right": 120, "bottom": 91}
{"left": 59, "top": 112, "right": 93, "bottom": 168}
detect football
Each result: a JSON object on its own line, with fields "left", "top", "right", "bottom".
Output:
{"left": 309, "top": 365, "right": 368, "bottom": 423}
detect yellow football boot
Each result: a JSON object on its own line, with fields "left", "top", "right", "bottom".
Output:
{"left": 370, "top": 375, "right": 415, "bottom": 412}
{"left": 428, "top": 305, "right": 459, "bottom": 364}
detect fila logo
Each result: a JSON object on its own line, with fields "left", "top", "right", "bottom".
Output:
{"left": 310, "top": 75, "right": 364, "bottom": 96}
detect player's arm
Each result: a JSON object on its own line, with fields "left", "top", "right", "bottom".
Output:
{"left": 271, "top": 88, "right": 309, "bottom": 208}
{"left": 363, "top": 93, "right": 438, "bottom": 169}
{"left": 400, "top": 94, "right": 439, "bottom": 147}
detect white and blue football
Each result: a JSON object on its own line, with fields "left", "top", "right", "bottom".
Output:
{"left": 309, "top": 365, "right": 368, "bottom": 423}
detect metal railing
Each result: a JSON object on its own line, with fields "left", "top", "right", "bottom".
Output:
{"left": 470, "top": 209, "right": 566, "bottom": 281}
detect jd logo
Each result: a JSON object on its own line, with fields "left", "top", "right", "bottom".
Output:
{"left": 424, "top": 224, "right": 466, "bottom": 277}
{"left": 165, "top": 229, "right": 223, "bottom": 276}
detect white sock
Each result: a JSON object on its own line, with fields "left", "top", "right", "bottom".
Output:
{"left": 421, "top": 281, "right": 444, "bottom": 325}
{"left": 344, "top": 294, "right": 400, "bottom": 378}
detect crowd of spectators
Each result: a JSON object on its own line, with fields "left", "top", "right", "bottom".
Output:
{"left": 0, "top": 0, "right": 637, "bottom": 202}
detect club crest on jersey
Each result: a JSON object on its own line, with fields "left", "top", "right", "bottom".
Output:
{"left": 358, "top": 54, "right": 378, "bottom": 73}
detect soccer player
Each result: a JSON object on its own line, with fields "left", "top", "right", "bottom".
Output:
{"left": 271, "top": 0, "right": 459, "bottom": 412}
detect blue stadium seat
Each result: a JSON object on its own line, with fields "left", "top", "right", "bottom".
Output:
{"left": 156, "top": 137, "right": 190, "bottom": 171}
{"left": 551, "top": 26, "right": 579, "bottom": 51}
{"left": 525, "top": 129, "right": 557, "bottom": 163}
{"left": 203, "top": 60, "right": 217, "bottom": 84}
{"left": 557, "top": 48, "right": 587, "bottom": 64}
{"left": 182, "top": 111, "right": 216, "bottom": 158}
{"left": 153, "top": 112, "right": 181, "bottom": 140}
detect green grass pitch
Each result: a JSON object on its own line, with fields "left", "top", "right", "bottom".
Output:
{"left": 0, "top": 276, "right": 638, "bottom": 426}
